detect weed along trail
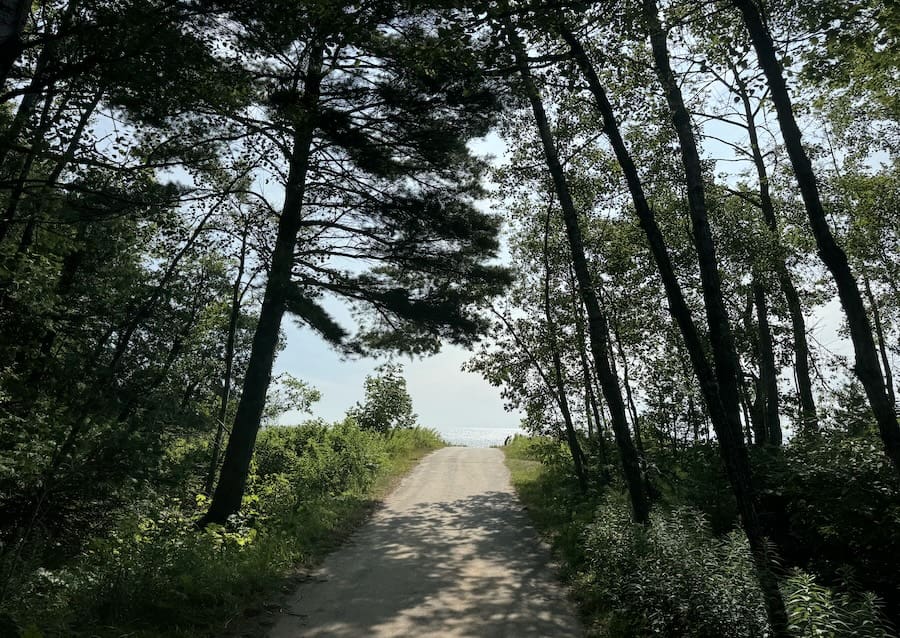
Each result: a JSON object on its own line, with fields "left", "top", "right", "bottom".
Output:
{"left": 267, "top": 447, "right": 581, "bottom": 637}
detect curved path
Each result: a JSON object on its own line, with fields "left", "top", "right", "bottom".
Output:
{"left": 268, "top": 446, "right": 581, "bottom": 637}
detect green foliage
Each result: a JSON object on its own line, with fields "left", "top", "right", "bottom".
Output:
{"left": 756, "top": 428, "right": 900, "bottom": 608}
{"left": 347, "top": 363, "right": 418, "bottom": 434}
{"left": 582, "top": 495, "right": 767, "bottom": 637}
{"left": 0, "top": 420, "right": 445, "bottom": 637}
{"left": 505, "top": 439, "right": 896, "bottom": 637}
{"left": 785, "top": 570, "right": 893, "bottom": 637}
{"left": 262, "top": 374, "right": 323, "bottom": 425}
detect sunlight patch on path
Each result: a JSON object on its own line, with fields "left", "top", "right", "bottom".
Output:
{"left": 267, "top": 447, "right": 581, "bottom": 637}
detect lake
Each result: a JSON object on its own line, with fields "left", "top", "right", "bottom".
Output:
{"left": 433, "top": 424, "right": 526, "bottom": 448}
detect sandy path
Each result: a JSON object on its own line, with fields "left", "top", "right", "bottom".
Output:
{"left": 267, "top": 446, "right": 581, "bottom": 637}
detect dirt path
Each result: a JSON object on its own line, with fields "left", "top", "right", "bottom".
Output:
{"left": 267, "top": 446, "right": 581, "bottom": 637}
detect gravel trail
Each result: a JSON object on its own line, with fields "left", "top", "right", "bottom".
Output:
{"left": 267, "top": 446, "right": 581, "bottom": 637}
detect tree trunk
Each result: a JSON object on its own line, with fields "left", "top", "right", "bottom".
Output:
{"left": 505, "top": 17, "right": 649, "bottom": 524}
{"left": 570, "top": 267, "right": 598, "bottom": 442}
{"left": 640, "top": 3, "right": 789, "bottom": 630}
{"left": 204, "top": 218, "right": 251, "bottom": 495}
{"left": 10, "top": 87, "right": 103, "bottom": 266}
{"left": 542, "top": 201, "right": 588, "bottom": 492}
{"left": 754, "top": 279, "right": 782, "bottom": 446}
{"left": 0, "top": 84, "right": 55, "bottom": 249}
{"left": 863, "top": 274, "right": 896, "bottom": 407}
{"left": 570, "top": 264, "right": 608, "bottom": 459}
{"left": 200, "top": 43, "right": 324, "bottom": 527}
{"left": 733, "top": 0, "right": 900, "bottom": 473}
{"left": 734, "top": 68, "right": 818, "bottom": 431}
{"left": 610, "top": 312, "right": 644, "bottom": 458}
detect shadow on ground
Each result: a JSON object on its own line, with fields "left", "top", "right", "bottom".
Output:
{"left": 267, "top": 462, "right": 580, "bottom": 637}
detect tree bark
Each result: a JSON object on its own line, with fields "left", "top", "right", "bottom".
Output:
{"left": 640, "top": 3, "right": 789, "bottom": 630}
{"left": 733, "top": 0, "right": 900, "bottom": 473}
{"left": 0, "top": 84, "right": 55, "bottom": 248}
{"left": 640, "top": 4, "right": 789, "bottom": 629}
{"left": 610, "top": 312, "right": 644, "bottom": 458}
{"left": 864, "top": 274, "right": 896, "bottom": 407}
{"left": 204, "top": 217, "right": 251, "bottom": 496}
{"left": 200, "top": 42, "right": 324, "bottom": 526}
{"left": 505, "top": 16, "right": 649, "bottom": 524}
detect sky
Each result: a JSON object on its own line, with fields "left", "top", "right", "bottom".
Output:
{"left": 273, "top": 325, "right": 519, "bottom": 430}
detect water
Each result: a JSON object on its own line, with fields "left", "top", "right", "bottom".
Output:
{"left": 434, "top": 424, "right": 526, "bottom": 448}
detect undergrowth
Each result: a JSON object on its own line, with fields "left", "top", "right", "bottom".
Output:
{"left": 0, "top": 422, "right": 444, "bottom": 637}
{"left": 503, "top": 435, "right": 895, "bottom": 638}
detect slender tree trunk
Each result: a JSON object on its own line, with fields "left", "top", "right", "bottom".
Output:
{"left": 560, "top": 27, "right": 724, "bottom": 426}
{"left": 733, "top": 0, "right": 900, "bottom": 473}
{"left": 563, "top": 17, "right": 778, "bottom": 528}
{"left": 734, "top": 69, "right": 818, "bottom": 431}
{"left": 569, "top": 267, "right": 597, "bottom": 441}
{"left": 754, "top": 278, "right": 782, "bottom": 446}
{"left": 505, "top": 17, "right": 649, "bottom": 523}
{"left": 542, "top": 201, "right": 588, "bottom": 492}
{"left": 205, "top": 219, "right": 251, "bottom": 495}
{"left": 10, "top": 87, "right": 102, "bottom": 266}
{"left": 864, "top": 274, "right": 896, "bottom": 407}
{"left": 641, "top": 3, "right": 789, "bottom": 629}
{"left": 610, "top": 313, "right": 644, "bottom": 458}
{"left": 570, "top": 265, "right": 608, "bottom": 463}
{"left": 490, "top": 301, "right": 588, "bottom": 484}
{"left": 200, "top": 43, "right": 324, "bottom": 526}
{"left": 0, "top": 84, "right": 55, "bottom": 249}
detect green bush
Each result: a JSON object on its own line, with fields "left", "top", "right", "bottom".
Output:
{"left": 506, "top": 443, "right": 896, "bottom": 637}
{"left": 582, "top": 494, "right": 767, "bottom": 637}
{"left": 759, "top": 430, "right": 900, "bottom": 602}
{"left": 579, "top": 496, "right": 894, "bottom": 637}
{"left": 785, "top": 570, "right": 893, "bottom": 637}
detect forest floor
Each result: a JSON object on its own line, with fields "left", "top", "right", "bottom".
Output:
{"left": 260, "top": 447, "right": 581, "bottom": 637}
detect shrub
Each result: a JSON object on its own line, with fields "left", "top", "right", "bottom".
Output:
{"left": 784, "top": 570, "right": 894, "bottom": 637}
{"left": 582, "top": 494, "right": 766, "bottom": 637}
{"left": 579, "top": 495, "right": 893, "bottom": 637}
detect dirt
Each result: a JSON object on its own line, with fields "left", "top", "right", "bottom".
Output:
{"left": 265, "top": 446, "right": 582, "bottom": 637}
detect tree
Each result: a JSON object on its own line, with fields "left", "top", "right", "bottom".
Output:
{"left": 732, "top": 0, "right": 900, "bottom": 475}
{"left": 200, "top": 0, "right": 510, "bottom": 526}
{"left": 501, "top": 7, "right": 650, "bottom": 524}
{"left": 349, "top": 363, "right": 417, "bottom": 434}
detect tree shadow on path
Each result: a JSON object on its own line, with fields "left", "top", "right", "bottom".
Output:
{"left": 267, "top": 489, "right": 581, "bottom": 637}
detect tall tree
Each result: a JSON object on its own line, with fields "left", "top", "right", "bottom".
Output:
{"left": 201, "top": 1, "right": 509, "bottom": 525}
{"left": 502, "top": 10, "right": 650, "bottom": 524}
{"left": 641, "top": 1, "right": 789, "bottom": 630}
{"left": 732, "top": 0, "right": 900, "bottom": 473}
{"left": 547, "top": 11, "right": 787, "bottom": 632}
